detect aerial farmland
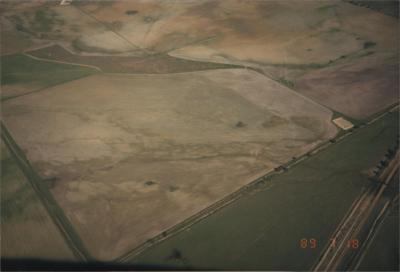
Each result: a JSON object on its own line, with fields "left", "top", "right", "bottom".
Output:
{"left": 1, "top": 0, "right": 398, "bottom": 271}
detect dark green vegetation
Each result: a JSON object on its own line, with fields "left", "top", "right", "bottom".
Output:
{"left": 363, "top": 41, "right": 376, "bottom": 49}
{"left": 277, "top": 77, "right": 294, "bottom": 89}
{"left": 130, "top": 111, "right": 399, "bottom": 270}
{"left": 357, "top": 174, "right": 399, "bottom": 271}
{"left": 28, "top": 45, "right": 243, "bottom": 74}
{"left": 125, "top": 10, "right": 138, "bottom": 16}
{"left": 0, "top": 54, "right": 98, "bottom": 100}
{"left": 347, "top": 0, "right": 399, "bottom": 18}
{"left": 34, "top": 8, "right": 63, "bottom": 33}
{"left": 9, "top": 14, "right": 25, "bottom": 33}
{"left": 8, "top": 8, "right": 64, "bottom": 39}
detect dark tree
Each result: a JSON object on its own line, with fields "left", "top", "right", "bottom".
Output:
{"left": 235, "top": 121, "right": 246, "bottom": 128}
{"left": 380, "top": 160, "right": 388, "bottom": 167}
{"left": 386, "top": 148, "right": 395, "bottom": 158}
{"left": 169, "top": 248, "right": 182, "bottom": 260}
{"left": 125, "top": 10, "right": 138, "bottom": 15}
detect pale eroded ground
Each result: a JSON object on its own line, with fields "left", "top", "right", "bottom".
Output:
{"left": 2, "top": 70, "right": 337, "bottom": 259}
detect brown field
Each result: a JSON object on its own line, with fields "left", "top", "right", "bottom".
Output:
{"left": 74, "top": 0, "right": 398, "bottom": 119}
{"left": 295, "top": 54, "right": 399, "bottom": 119}
{"left": 75, "top": 0, "right": 397, "bottom": 63}
{"left": 1, "top": 140, "right": 75, "bottom": 260}
{"left": 2, "top": 70, "right": 337, "bottom": 260}
{"left": 3, "top": 0, "right": 397, "bottom": 63}
{"left": 28, "top": 44, "right": 242, "bottom": 73}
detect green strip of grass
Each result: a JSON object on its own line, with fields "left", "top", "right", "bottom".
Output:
{"left": 1, "top": 54, "right": 98, "bottom": 99}
{"left": 276, "top": 77, "right": 295, "bottom": 89}
{"left": 129, "top": 111, "right": 399, "bottom": 270}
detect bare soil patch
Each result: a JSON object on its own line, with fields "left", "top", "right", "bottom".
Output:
{"left": 295, "top": 54, "right": 399, "bottom": 119}
{"left": 332, "top": 117, "right": 354, "bottom": 130}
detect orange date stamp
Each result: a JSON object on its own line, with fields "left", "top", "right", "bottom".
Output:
{"left": 299, "top": 238, "right": 359, "bottom": 249}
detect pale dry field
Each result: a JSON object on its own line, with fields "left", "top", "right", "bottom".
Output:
{"left": 2, "top": 70, "right": 337, "bottom": 259}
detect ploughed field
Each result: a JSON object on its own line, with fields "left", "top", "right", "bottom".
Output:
{"left": 2, "top": 69, "right": 337, "bottom": 259}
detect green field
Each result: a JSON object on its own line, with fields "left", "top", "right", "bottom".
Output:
{"left": 1, "top": 54, "right": 98, "bottom": 100}
{"left": 357, "top": 175, "right": 399, "bottom": 271}
{"left": 1, "top": 140, "right": 75, "bottom": 260}
{"left": 358, "top": 208, "right": 399, "bottom": 271}
{"left": 130, "top": 111, "right": 399, "bottom": 270}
